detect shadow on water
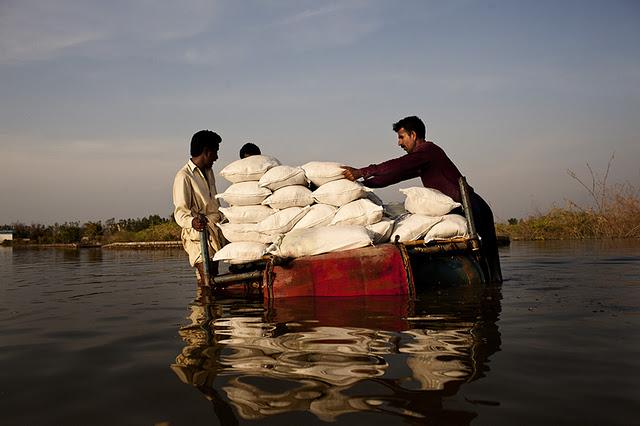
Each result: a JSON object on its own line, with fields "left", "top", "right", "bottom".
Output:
{"left": 171, "top": 284, "right": 502, "bottom": 424}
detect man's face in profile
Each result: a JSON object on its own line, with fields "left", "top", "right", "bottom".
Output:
{"left": 397, "top": 128, "right": 418, "bottom": 153}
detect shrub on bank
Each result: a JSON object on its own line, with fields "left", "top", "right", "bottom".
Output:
{"left": 497, "top": 160, "right": 639, "bottom": 240}
{"left": 104, "top": 221, "right": 181, "bottom": 243}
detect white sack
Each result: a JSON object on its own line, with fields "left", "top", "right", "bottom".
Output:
{"left": 313, "top": 179, "right": 368, "bottom": 207}
{"left": 261, "top": 185, "right": 314, "bottom": 209}
{"left": 220, "top": 155, "right": 281, "bottom": 183}
{"left": 400, "top": 187, "right": 462, "bottom": 216}
{"left": 215, "top": 181, "right": 272, "bottom": 206}
{"left": 301, "top": 161, "right": 345, "bottom": 187}
{"left": 330, "top": 198, "right": 384, "bottom": 226}
{"left": 213, "top": 241, "right": 268, "bottom": 264}
{"left": 269, "top": 225, "right": 372, "bottom": 258}
{"left": 219, "top": 205, "right": 274, "bottom": 224}
{"left": 217, "top": 223, "right": 272, "bottom": 244}
{"left": 255, "top": 206, "right": 310, "bottom": 236}
{"left": 366, "top": 217, "right": 395, "bottom": 244}
{"left": 390, "top": 214, "right": 443, "bottom": 242}
{"left": 291, "top": 204, "right": 337, "bottom": 230}
{"left": 258, "top": 165, "right": 307, "bottom": 191}
{"left": 424, "top": 214, "right": 469, "bottom": 242}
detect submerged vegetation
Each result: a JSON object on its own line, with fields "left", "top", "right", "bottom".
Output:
{"left": 497, "top": 155, "right": 640, "bottom": 240}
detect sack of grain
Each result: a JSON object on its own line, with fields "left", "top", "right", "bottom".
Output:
{"left": 366, "top": 217, "right": 395, "bottom": 244}
{"left": 217, "top": 222, "right": 272, "bottom": 244}
{"left": 255, "top": 206, "right": 310, "bottom": 236}
{"left": 400, "top": 187, "right": 461, "bottom": 216}
{"left": 390, "top": 214, "right": 443, "bottom": 242}
{"left": 215, "top": 181, "right": 272, "bottom": 206}
{"left": 291, "top": 203, "right": 337, "bottom": 230}
{"left": 313, "top": 179, "right": 368, "bottom": 207}
{"left": 258, "top": 165, "right": 307, "bottom": 191}
{"left": 220, "top": 155, "right": 281, "bottom": 183}
{"left": 301, "top": 161, "right": 345, "bottom": 187}
{"left": 268, "top": 225, "right": 372, "bottom": 258}
{"left": 219, "top": 205, "right": 275, "bottom": 224}
{"left": 261, "top": 185, "right": 314, "bottom": 210}
{"left": 330, "top": 198, "right": 383, "bottom": 226}
{"left": 424, "top": 214, "right": 469, "bottom": 242}
{"left": 212, "top": 241, "right": 268, "bottom": 264}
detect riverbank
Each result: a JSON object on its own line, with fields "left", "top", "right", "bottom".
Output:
{"left": 3, "top": 240, "right": 183, "bottom": 249}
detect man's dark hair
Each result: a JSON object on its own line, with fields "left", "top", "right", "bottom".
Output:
{"left": 239, "top": 142, "right": 261, "bottom": 159}
{"left": 392, "top": 116, "right": 426, "bottom": 140}
{"left": 191, "top": 130, "right": 222, "bottom": 156}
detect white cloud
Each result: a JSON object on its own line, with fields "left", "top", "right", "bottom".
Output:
{"left": 0, "top": 0, "right": 217, "bottom": 64}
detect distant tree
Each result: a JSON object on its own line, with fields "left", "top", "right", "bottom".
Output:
{"left": 83, "top": 221, "right": 103, "bottom": 241}
{"left": 508, "top": 218, "right": 519, "bottom": 225}
{"left": 56, "top": 222, "right": 82, "bottom": 243}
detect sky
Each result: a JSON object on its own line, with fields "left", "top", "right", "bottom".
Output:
{"left": 1, "top": 0, "right": 639, "bottom": 224}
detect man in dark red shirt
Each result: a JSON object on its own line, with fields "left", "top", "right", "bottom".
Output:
{"left": 343, "top": 116, "right": 502, "bottom": 283}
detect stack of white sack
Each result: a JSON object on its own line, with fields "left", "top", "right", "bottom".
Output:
{"left": 215, "top": 160, "right": 395, "bottom": 263}
{"left": 390, "top": 187, "right": 470, "bottom": 242}
{"left": 214, "top": 155, "right": 280, "bottom": 264}
{"left": 265, "top": 162, "right": 398, "bottom": 258}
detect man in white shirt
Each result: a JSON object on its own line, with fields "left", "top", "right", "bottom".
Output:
{"left": 172, "top": 130, "right": 224, "bottom": 286}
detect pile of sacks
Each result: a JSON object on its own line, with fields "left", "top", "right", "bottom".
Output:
{"left": 212, "top": 155, "right": 392, "bottom": 264}
{"left": 390, "top": 187, "right": 469, "bottom": 243}
{"left": 212, "top": 155, "right": 470, "bottom": 265}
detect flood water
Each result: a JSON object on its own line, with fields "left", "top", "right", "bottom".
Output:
{"left": 1, "top": 241, "right": 638, "bottom": 425}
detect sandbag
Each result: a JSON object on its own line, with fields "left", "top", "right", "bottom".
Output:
{"left": 269, "top": 225, "right": 372, "bottom": 258}
{"left": 390, "top": 214, "right": 442, "bottom": 242}
{"left": 400, "top": 187, "right": 462, "bottom": 216}
{"left": 255, "top": 206, "right": 310, "bottom": 236}
{"left": 313, "top": 179, "right": 368, "bottom": 207}
{"left": 219, "top": 205, "right": 274, "bottom": 224}
{"left": 258, "top": 165, "right": 307, "bottom": 191}
{"left": 261, "top": 185, "right": 314, "bottom": 210}
{"left": 424, "top": 214, "right": 469, "bottom": 242}
{"left": 366, "top": 217, "right": 395, "bottom": 244}
{"left": 220, "top": 155, "right": 281, "bottom": 183}
{"left": 301, "top": 161, "right": 345, "bottom": 187}
{"left": 291, "top": 203, "right": 337, "bottom": 230}
{"left": 212, "top": 241, "right": 268, "bottom": 264}
{"left": 215, "top": 181, "right": 272, "bottom": 206}
{"left": 330, "top": 198, "right": 383, "bottom": 226}
{"left": 217, "top": 223, "right": 272, "bottom": 244}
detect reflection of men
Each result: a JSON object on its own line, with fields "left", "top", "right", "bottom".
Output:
{"left": 343, "top": 116, "right": 502, "bottom": 282}
{"left": 239, "top": 142, "right": 261, "bottom": 159}
{"left": 173, "top": 130, "right": 224, "bottom": 286}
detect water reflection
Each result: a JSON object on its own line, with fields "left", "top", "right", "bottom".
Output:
{"left": 172, "top": 285, "right": 502, "bottom": 423}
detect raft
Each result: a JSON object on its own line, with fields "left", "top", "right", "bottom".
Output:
{"left": 211, "top": 177, "right": 490, "bottom": 299}
{"left": 213, "top": 237, "right": 487, "bottom": 299}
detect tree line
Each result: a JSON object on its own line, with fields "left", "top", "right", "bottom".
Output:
{"left": 1, "top": 215, "right": 174, "bottom": 244}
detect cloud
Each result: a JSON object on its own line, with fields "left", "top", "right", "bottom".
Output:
{"left": 0, "top": 0, "right": 217, "bottom": 64}
{"left": 254, "top": 0, "right": 383, "bottom": 51}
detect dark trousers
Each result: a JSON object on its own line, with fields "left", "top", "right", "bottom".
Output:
{"left": 469, "top": 192, "right": 503, "bottom": 283}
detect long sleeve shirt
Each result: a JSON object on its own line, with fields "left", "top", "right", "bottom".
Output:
{"left": 173, "top": 160, "right": 223, "bottom": 265}
{"left": 359, "top": 141, "right": 464, "bottom": 202}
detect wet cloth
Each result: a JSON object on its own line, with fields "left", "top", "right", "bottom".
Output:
{"left": 356, "top": 141, "right": 502, "bottom": 282}
{"left": 173, "top": 160, "right": 224, "bottom": 266}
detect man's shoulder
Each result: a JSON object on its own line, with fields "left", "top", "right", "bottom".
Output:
{"left": 416, "top": 141, "right": 447, "bottom": 154}
{"left": 177, "top": 161, "right": 195, "bottom": 175}
{"left": 174, "top": 162, "right": 194, "bottom": 181}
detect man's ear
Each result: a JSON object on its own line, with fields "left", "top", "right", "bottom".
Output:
{"left": 410, "top": 130, "right": 418, "bottom": 140}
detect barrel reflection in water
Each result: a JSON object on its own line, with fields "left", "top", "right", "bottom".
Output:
{"left": 171, "top": 285, "right": 502, "bottom": 423}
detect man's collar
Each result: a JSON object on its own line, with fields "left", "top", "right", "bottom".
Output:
{"left": 187, "top": 159, "right": 199, "bottom": 172}
{"left": 413, "top": 140, "right": 431, "bottom": 152}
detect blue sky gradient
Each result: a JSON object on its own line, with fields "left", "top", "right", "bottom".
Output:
{"left": 1, "top": 0, "right": 639, "bottom": 223}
